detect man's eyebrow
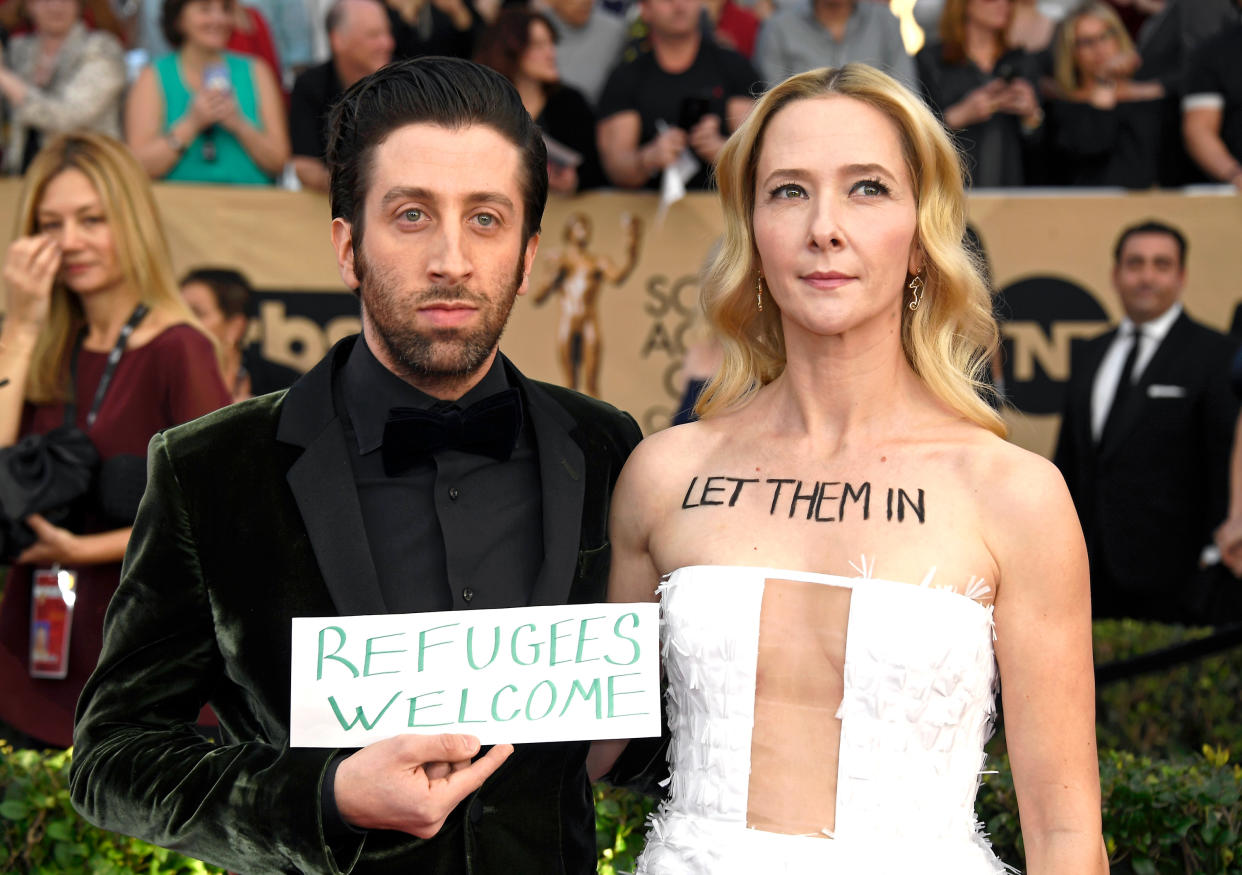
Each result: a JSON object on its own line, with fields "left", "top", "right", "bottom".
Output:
{"left": 379, "top": 186, "right": 516, "bottom": 211}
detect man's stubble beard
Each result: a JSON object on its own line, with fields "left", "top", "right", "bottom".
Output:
{"left": 355, "top": 243, "right": 527, "bottom": 382}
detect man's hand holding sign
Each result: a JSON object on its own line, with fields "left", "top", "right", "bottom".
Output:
{"left": 292, "top": 603, "right": 661, "bottom": 837}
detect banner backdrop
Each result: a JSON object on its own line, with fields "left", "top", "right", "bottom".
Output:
{"left": 1, "top": 181, "right": 1239, "bottom": 458}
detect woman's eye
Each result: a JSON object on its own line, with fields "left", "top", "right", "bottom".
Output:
{"left": 770, "top": 183, "right": 806, "bottom": 199}
{"left": 851, "top": 179, "right": 889, "bottom": 197}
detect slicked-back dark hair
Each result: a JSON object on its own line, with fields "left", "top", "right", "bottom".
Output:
{"left": 326, "top": 56, "right": 548, "bottom": 253}
{"left": 1113, "top": 220, "right": 1188, "bottom": 268}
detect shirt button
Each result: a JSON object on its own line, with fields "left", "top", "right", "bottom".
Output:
{"left": 462, "top": 587, "right": 474, "bottom": 603}
{"left": 448, "top": 487, "right": 460, "bottom": 501}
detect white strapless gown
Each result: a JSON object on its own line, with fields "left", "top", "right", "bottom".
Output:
{"left": 636, "top": 564, "right": 1015, "bottom": 874}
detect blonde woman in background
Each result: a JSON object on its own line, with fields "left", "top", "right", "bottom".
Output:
{"left": 591, "top": 65, "right": 1105, "bottom": 874}
{"left": 0, "top": 133, "right": 230, "bottom": 750}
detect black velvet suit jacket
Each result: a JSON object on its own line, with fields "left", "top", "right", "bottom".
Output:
{"left": 69, "top": 336, "right": 643, "bottom": 874}
{"left": 1053, "top": 311, "right": 1238, "bottom": 600}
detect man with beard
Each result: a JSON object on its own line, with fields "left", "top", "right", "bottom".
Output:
{"left": 69, "top": 57, "right": 644, "bottom": 874}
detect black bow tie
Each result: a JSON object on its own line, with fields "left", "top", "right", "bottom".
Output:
{"left": 381, "top": 388, "right": 522, "bottom": 475}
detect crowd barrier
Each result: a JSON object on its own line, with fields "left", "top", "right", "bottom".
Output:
{"left": 1, "top": 181, "right": 1240, "bottom": 458}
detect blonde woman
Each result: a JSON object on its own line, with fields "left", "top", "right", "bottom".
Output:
{"left": 592, "top": 65, "right": 1105, "bottom": 873}
{"left": 1045, "top": 1, "right": 1168, "bottom": 187}
{"left": 0, "top": 133, "right": 230, "bottom": 749}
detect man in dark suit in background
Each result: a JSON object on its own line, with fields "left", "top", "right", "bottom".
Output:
{"left": 69, "top": 58, "right": 643, "bottom": 874}
{"left": 1055, "top": 220, "right": 1238, "bottom": 623}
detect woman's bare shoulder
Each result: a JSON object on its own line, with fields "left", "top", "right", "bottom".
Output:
{"left": 956, "top": 429, "right": 1081, "bottom": 565}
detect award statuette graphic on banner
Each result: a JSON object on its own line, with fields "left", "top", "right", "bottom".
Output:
{"left": 289, "top": 602, "right": 661, "bottom": 747}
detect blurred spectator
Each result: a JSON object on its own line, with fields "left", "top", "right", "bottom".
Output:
{"left": 1044, "top": 1, "right": 1168, "bottom": 187}
{"left": 1054, "top": 220, "right": 1238, "bottom": 623}
{"left": 1182, "top": 0, "right": 1242, "bottom": 190}
{"left": 532, "top": 0, "right": 628, "bottom": 107}
{"left": 475, "top": 7, "right": 605, "bottom": 193}
{"left": 180, "top": 267, "right": 300, "bottom": 401}
{"left": 126, "top": 0, "right": 290, "bottom": 184}
{"left": 0, "top": 0, "right": 125, "bottom": 175}
{"left": 754, "top": 0, "right": 915, "bottom": 91}
{"left": 1007, "top": 0, "right": 1056, "bottom": 52}
{"left": 383, "top": 0, "right": 482, "bottom": 60}
{"left": 289, "top": 0, "right": 392, "bottom": 192}
{"left": 703, "top": 0, "right": 760, "bottom": 58}
{"left": 141, "top": 0, "right": 306, "bottom": 82}
{"left": 597, "top": 0, "right": 758, "bottom": 191}
{"left": 917, "top": 0, "right": 1044, "bottom": 187}
{"left": 0, "top": 132, "right": 230, "bottom": 749}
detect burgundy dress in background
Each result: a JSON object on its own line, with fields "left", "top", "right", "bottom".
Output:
{"left": 0, "top": 324, "right": 231, "bottom": 748}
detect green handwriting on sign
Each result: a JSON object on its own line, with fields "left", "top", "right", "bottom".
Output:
{"left": 290, "top": 603, "right": 661, "bottom": 747}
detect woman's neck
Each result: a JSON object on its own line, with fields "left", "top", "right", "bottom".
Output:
{"left": 964, "top": 19, "right": 1002, "bottom": 72}
{"left": 514, "top": 75, "right": 547, "bottom": 120}
{"left": 762, "top": 319, "right": 930, "bottom": 450}
{"left": 79, "top": 286, "right": 143, "bottom": 351}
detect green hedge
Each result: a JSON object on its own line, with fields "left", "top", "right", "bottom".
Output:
{"left": 1093, "top": 620, "right": 1242, "bottom": 758}
{"left": 0, "top": 744, "right": 218, "bottom": 875}
{"left": 977, "top": 747, "right": 1241, "bottom": 874}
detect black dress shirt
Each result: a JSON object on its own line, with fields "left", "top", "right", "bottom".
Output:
{"left": 338, "top": 338, "right": 544, "bottom": 614}
{"left": 322, "top": 339, "right": 545, "bottom": 841}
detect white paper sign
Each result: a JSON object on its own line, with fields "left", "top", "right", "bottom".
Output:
{"left": 290, "top": 603, "right": 660, "bottom": 747}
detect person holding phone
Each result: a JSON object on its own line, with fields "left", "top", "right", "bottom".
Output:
{"left": 1044, "top": 1, "right": 1172, "bottom": 188}
{"left": 125, "top": 0, "right": 290, "bottom": 184}
{"left": 916, "top": 0, "right": 1043, "bottom": 187}
{"left": 596, "top": 0, "right": 759, "bottom": 191}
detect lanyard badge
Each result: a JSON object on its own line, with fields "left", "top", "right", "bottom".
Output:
{"left": 29, "top": 566, "right": 77, "bottom": 679}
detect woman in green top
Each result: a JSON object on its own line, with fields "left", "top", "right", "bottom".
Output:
{"left": 126, "top": 0, "right": 289, "bottom": 185}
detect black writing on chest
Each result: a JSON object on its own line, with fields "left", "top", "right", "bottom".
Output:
{"left": 680, "top": 475, "right": 925, "bottom": 524}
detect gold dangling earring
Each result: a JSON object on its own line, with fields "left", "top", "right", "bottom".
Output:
{"left": 756, "top": 273, "right": 765, "bottom": 312}
{"left": 907, "top": 274, "right": 924, "bottom": 311}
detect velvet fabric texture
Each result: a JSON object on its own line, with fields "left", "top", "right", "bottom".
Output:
{"left": 69, "top": 336, "right": 643, "bottom": 874}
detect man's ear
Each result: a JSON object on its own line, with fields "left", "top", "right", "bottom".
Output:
{"left": 516, "top": 232, "right": 541, "bottom": 297}
{"left": 331, "top": 217, "right": 359, "bottom": 291}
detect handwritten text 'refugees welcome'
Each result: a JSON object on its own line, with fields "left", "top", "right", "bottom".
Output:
{"left": 311, "top": 611, "right": 651, "bottom": 735}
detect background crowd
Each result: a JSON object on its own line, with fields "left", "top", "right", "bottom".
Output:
{"left": 0, "top": 0, "right": 1235, "bottom": 191}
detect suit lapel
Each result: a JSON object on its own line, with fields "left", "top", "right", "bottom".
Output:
{"left": 512, "top": 364, "right": 587, "bottom": 607}
{"left": 278, "top": 337, "right": 386, "bottom": 616}
{"left": 1099, "top": 313, "right": 1190, "bottom": 459}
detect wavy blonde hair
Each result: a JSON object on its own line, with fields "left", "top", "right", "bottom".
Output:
{"left": 1052, "top": 2, "right": 1135, "bottom": 94}
{"left": 696, "top": 64, "right": 1005, "bottom": 438}
{"left": 14, "top": 132, "right": 208, "bottom": 403}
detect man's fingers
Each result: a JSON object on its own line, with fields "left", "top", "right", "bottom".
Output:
{"left": 434, "top": 739, "right": 511, "bottom": 809}
{"left": 401, "top": 732, "right": 481, "bottom": 764}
